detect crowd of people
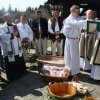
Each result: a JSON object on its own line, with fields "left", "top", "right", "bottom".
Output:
{"left": 0, "top": 5, "right": 100, "bottom": 83}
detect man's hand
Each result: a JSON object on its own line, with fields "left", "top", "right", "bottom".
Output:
{"left": 22, "top": 37, "right": 28, "bottom": 43}
{"left": 57, "top": 38, "right": 61, "bottom": 43}
{"left": 81, "top": 28, "right": 87, "bottom": 33}
{"left": 52, "top": 39, "right": 56, "bottom": 43}
{"left": 13, "top": 31, "right": 18, "bottom": 36}
{"left": 54, "top": 31, "right": 60, "bottom": 36}
{"left": 38, "top": 30, "right": 42, "bottom": 34}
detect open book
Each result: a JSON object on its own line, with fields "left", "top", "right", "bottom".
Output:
{"left": 87, "top": 21, "right": 100, "bottom": 34}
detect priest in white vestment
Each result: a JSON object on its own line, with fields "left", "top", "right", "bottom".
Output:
{"left": 80, "top": 10, "right": 96, "bottom": 71}
{"left": 1, "top": 13, "right": 26, "bottom": 81}
{"left": 63, "top": 5, "right": 87, "bottom": 76}
{"left": 90, "top": 32, "right": 100, "bottom": 80}
{"left": 0, "top": 26, "right": 7, "bottom": 81}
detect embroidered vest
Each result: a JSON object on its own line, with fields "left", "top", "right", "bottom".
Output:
{"left": 50, "top": 17, "right": 64, "bottom": 40}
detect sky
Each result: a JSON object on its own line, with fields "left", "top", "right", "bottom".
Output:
{"left": 0, "top": 0, "right": 47, "bottom": 11}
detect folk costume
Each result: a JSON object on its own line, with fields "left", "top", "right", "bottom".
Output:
{"left": 63, "top": 14, "right": 87, "bottom": 76}
{"left": 48, "top": 16, "right": 64, "bottom": 56}
{"left": 1, "top": 22, "right": 26, "bottom": 81}
{"left": 32, "top": 18, "right": 48, "bottom": 55}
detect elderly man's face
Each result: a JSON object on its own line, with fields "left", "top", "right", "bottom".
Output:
{"left": 86, "top": 10, "right": 94, "bottom": 19}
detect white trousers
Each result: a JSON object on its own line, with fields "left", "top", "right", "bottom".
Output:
{"left": 51, "top": 39, "right": 63, "bottom": 56}
{"left": 35, "top": 38, "right": 47, "bottom": 55}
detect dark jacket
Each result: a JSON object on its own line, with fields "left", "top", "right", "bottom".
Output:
{"left": 32, "top": 18, "right": 48, "bottom": 39}
{"left": 49, "top": 16, "right": 64, "bottom": 40}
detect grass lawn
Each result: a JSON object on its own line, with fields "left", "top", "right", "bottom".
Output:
{"left": 47, "top": 39, "right": 51, "bottom": 47}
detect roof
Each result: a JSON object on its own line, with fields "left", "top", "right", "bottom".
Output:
{"left": 47, "top": 0, "right": 100, "bottom": 5}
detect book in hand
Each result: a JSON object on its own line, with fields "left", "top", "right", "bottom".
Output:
{"left": 87, "top": 20, "right": 100, "bottom": 34}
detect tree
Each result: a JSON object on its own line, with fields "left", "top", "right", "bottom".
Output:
{"left": 0, "top": 7, "right": 5, "bottom": 13}
{"left": 8, "top": 4, "right": 12, "bottom": 13}
{"left": 0, "top": 2, "right": 51, "bottom": 23}
{"left": 15, "top": 8, "right": 17, "bottom": 13}
{"left": 0, "top": 16, "right": 4, "bottom": 23}
{"left": 35, "top": 7, "right": 37, "bottom": 11}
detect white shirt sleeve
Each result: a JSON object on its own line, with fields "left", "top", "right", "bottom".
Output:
{"left": 60, "top": 19, "right": 65, "bottom": 33}
{"left": 63, "top": 22, "right": 72, "bottom": 37}
{"left": 0, "top": 26, "right": 11, "bottom": 44}
{"left": 48, "top": 19, "right": 54, "bottom": 34}
{"left": 67, "top": 19, "right": 87, "bottom": 29}
{"left": 63, "top": 19, "right": 87, "bottom": 37}
{"left": 55, "top": 18, "right": 60, "bottom": 32}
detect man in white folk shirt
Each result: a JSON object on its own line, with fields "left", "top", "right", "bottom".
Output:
{"left": 48, "top": 10, "right": 64, "bottom": 56}
{"left": 63, "top": 5, "right": 87, "bottom": 76}
{"left": 80, "top": 10, "right": 97, "bottom": 71}
{"left": 17, "top": 14, "right": 33, "bottom": 62}
{"left": 1, "top": 13, "right": 26, "bottom": 81}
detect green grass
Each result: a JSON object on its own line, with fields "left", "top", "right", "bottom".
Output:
{"left": 47, "top": 39, "right": 51, "bottom": 47}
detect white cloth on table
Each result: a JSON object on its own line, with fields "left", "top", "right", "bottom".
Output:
{"left": 42, "top": 64, "right": 67, "bottom": 77}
